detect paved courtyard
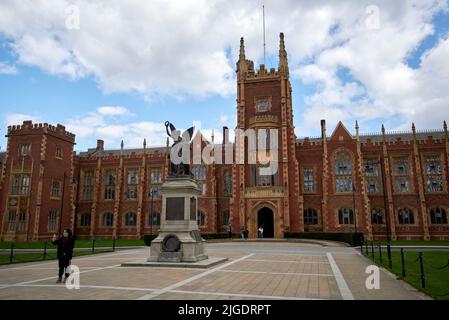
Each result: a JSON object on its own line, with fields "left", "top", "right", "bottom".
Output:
{"left": 0, "top": 241, "right": 429, "bottom": 300}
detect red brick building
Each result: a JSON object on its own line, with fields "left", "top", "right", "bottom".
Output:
{"left": 1, "top": 34, "right": 448, "bottom": 241}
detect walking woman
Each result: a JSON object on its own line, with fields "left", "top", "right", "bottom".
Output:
{"left": 52, "top": 229, "right": 75, "bottom": 283}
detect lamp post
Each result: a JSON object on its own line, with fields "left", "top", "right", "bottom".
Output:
{"left": 149, "top": 188, "right": 156, "bottom": 235}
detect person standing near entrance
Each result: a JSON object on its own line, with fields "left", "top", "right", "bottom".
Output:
{"left": 52, "top": 229, "right": 75, "bottom": 283}
{"left": 227, "top": 223, "right": 232, "bottom": 239}
{"left": 258, "top": 226, "right": 264, "bottom": 239}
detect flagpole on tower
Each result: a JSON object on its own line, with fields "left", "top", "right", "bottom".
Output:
{"left": 263, "top": 4, "right": 266, "bottom": 65}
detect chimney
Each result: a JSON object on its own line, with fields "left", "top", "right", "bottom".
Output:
{"left": 96, "top": 139, "right": 104, "bottom": 151}
{"left": 223, "top": 126, "right": 229, "bottom": 144}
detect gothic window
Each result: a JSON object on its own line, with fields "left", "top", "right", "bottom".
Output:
{"left": 364, "top": 159, "right": 380, "bottom": 193}
{"left": 55, "top": 146, "right": 63, "bottom": 159}
{"left": 51, "top": 180, "right": 61, "bottom": 198}
{"left": 398, "top": 208, "right": 415, "bottom": 224}
{"left": 104, "top": 170, "right": 116, "bottom": 200}
{"left": 48, "top": 209, "right": 58, "bottom": 232}
{"left": 304, "top": 208, "right": 318, "bottom": 225}
{"left": 225, "top": 172, "right": 232, "bottom": 194}
{"left": 430, "top": 207, "right": 448, "bottom": 224}
{"left": 371, "top": 208, "right": 384, "bottom": 224}
{"left": 424, "top": 156, "right": 443, "bottom": 192}
{"left": 149, "top": 211, "right": 161, "bottom": 226}
{"left": 21, "top": 175, "right": 30, "bottom": 196}
{"left": 102, "top": 212, "right": 114, "bottom": 227}
{"left": 82, "top": 171, "right": 94, "bottom": 201}
{"left": 11, "top": 175, "right": 21, "bottom": 195}
{"left": 80, "top": 212, "right": 91, "bottom": 227}
{"left": 150, "top": 168, "right": 163, "bottom": 184}
{"left": 11, "top": 174, "right": 30, "bottom": 196}
{"left": 193, "top": 164, "right": 206, "bottom": 195}
{"left": 127, "top": 169, "right": 139, "bottom": 185}
{"left": 149, "top": 187, "right": 161, "bottom": 198}
{"left": 338, "top": 208, "right": 354, "bottom": 225}
{"left": 20, "top": 144, "right": 31, "bottom": 156}
{"left": 303, "top": 168, "right": 314, "bottom": 193}
{"left": 124, "top": 212, "right": 137, "bottom": 227}
{"left": 197, "top": 210, "right": 205, "bottom": 226}
{"left": 7, "top": 209, "right": 16, "bottom": 232}
{"left": 223, "top": 210, "right": 229, "bottom": 225}
{"left": 335, "top": 151, "right": 353, "bottom": 193}
{"left": 393, "top": 159, "right": 411, "bottom": 193}
{"left": 255, "top": 96, "right": 271, "bottom": 112}
{"left": 251, "top": 164, "right": 277, "bottom": 187}
{"left": 17, "top": 210, "right": 26, "bottom": 233}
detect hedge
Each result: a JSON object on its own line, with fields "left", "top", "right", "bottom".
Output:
{"left": 143, "top": 235, "right": 158, "bottom": 246}
{"left": 284, "top": 232, "right": 364, "bottom": 246}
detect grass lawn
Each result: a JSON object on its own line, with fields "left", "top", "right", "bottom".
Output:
{"left": 375, "top": 240, "right": 449, "bottom": 246}
{"left": 363, "top": 249, "right": 449, "bottom": 300}
{"left": 0, "top": 239, "right": 145, "bottom": 250}
{"left": 0, "top": 249, "right": 114, "bottom": 265}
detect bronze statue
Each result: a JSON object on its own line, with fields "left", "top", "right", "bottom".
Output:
{"left": 165, "top": 121, "right": 194, "bottom": 176}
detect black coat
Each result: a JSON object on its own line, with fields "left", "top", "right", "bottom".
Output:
{"left": 52, "top": 237, "right": 75, "bottom": 260}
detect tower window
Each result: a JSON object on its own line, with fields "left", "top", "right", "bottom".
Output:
{"left": 255, "top": 96, "right": 272, "bottom": 113}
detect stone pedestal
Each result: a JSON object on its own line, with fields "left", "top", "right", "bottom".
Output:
{"left": 148, "top": 176, "right": 208, "bottom": 263}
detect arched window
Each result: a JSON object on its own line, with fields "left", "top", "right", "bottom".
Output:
{"left": 197, "top": 210, "right": 205, "bottom": 226}
{"left": 149, "top": 211, "right": 161, "bottom": 226}
{"left": 304, "top": 208, "right": 318, "bottom": 225}
{"left": 398, "top": 208, "right": 414, "bottom": 224}
{"left": 335, "top": 151, "right": 353, "bottom": 193}
{"left": 371, "top": 208, "right": 384, "bottom": 224}
{"left": 430, "top": 207, "right": 448, "bottom": 224}
{"left": 102, "top": 212, "right": 114, "bottom": 227}
{"left": 225, "top": 172, "right": 233, "bottom": 194}
{"left": 124, "top": 212, "right": 137, "bottom": 227}
{"left": 338, "top": 208, "right": 354, "bottom": 225}
{"left": 80, "top": 212, "right": 91, "bottom": 227}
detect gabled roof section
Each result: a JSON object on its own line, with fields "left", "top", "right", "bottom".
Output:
{"left": 330, "top": 121, "right": 354, "bottom": 141}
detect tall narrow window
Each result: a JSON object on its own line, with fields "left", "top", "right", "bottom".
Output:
{"left": 17, "top": 210, "right": 26, "bottom": 232}
{"left": 393, "top": 159, "right": 411, "bottom": 193}
{"left": 303, "top": 168, "right": 314, "bottom": 192}
{"left": 48, "top": 209, "right": 58, "bottom": 231}
{"left": 255, "top": 96, "right": 271, "bottom": 112}
{"left": 124, "top": 212, "right": 137, "bottom": 227}
{"left": 338, "top": 208, "right": 354, "bottom": 224}
{"left": 102, "top": 212, "right": 114, "bottom": 227}
{"left": 398, "top": 208, "right": 414, "bottom": 224}
{"left": 192, "top": 164, "right": 207, "bottom": 195}
{"left": 150, "top": 168, "right": 163, "bottom": 184}
{"left": 55, "top": 146, "right": 63, "bottom": 159}
{"left": 335, "top": 151, "right": 353, "bottom": 193}
{"left": 225, "top": 172, "right": 232, "bottom": 194}
{"left": 197, "top": 210, "right": 205, "bottom": 226}
{"left": 424, "top": 156, "right": 443, "bottom": 192}
{"left": 11, "top": 175, "right": 21, "bottom": 195}
{"left": 222, "top": 210, "right": 229, "bottom": 225}
{"left": 126, "top": 169, "right": 138, "bottom": 199}
{"left": 430, "top": 207, "right": 447, "bottom": 224}
{"left": 104, "top": 170, "right": 116, "bottom": 200}
{"left": 364, "top": 159, "right": 380, "bottom": 193}
{"left": 80, "top": 212, "right": 91, "bottom": 227}
{"left": 82, "top": 171, "right": 94, "bottom": 201}
{"left": 51, "top": 180, "right": 61, "bottom": 198}
{"left": 7, "top": 210, "right": 16, "bottom": 231}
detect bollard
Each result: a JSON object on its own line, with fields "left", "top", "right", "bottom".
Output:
{"left": 371, "top": 241, "right": 375, "bottom": 259}
{"left": 43, "top": 242, "right": 47, "bottom": 260}
{"left": 9, "top": 243, "right": 14, "bottom": 263}
{"left": 365, "top": 242, "right": 369, "bottom": 255}
{"left": 112, "top": 238, "right": 116, "bottom": 252}
{"left": 387, "top": 243, "right": 392, "bottom": 269}
{"left": 401, "top": 248, "right": 406, "bottom": 278}
{"left": 378, "top": 242, "right": 383, "bottom": 264}
{"left": 419, "top": 252, "right": 425, "bottom": 288}
{"left": 360, "top": 241, "right": 363, "bottom": 254}
{"left": 92, "top": 239, "right": 96, "bottom": 254}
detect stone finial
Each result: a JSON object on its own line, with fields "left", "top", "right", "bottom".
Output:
{"left": 381, "top": 124, "right": 385, "bottom": 135}
{"left": 166, "top": 137, "right": 169, "bottom": 148}
{"left": 320, "top": 119, "right": 326, "bottom": 140}
{"left": 412, "top": 123, "right": 416, "bottom": 137}
{"left": 355, "top": 120, "right": 359, "bottom": 140}
{"left": 143, "top": 138, "right": 147, "bottom": 152}
{"left": 211, "top": 129, "right": 215, "bottom": 144}
{"left": 120, "top": 140, "right": 124, "bottom": 155}
{"left": 278, "top": 32, "right": 289, "bottom": 76}
{"left": 444, "top": 120, "right": 447, "bottom": 139}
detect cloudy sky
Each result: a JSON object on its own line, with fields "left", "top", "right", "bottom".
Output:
{"left": 0, "top": 0, "right": 448, "bottom": 151}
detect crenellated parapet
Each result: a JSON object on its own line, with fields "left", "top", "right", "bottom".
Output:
{"left": 7, "top": 120, "right": 75, "bottom": 143}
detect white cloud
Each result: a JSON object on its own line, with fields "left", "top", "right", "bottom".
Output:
{"left": 0, "top": 0, "right": 448, "bottom": 134}
{"left": 97, "top": 106, "right": 130, "bottom": 116}
{"left": 4, "top": 113, "right": 42, "bottom": 125}
{"left": 0, "top": 61, "right": 17, "bottom": 74}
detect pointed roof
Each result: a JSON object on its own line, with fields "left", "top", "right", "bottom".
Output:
{"left": 330, "top": 121, "right": 354, "bottom": 141}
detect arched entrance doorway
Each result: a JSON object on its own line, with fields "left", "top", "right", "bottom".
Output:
{"left": 257, "top": 207, "right": 274, "bottom": 238}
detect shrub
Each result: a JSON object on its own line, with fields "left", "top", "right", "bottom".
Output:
{"left": 284, "top": 232, "right": 364, "bottom": 246}
{"left": 200, "top": 233, "right": 229, "bottom": 240}
{"left": 143, "top": 234, "right": 158, "bottom": 246}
